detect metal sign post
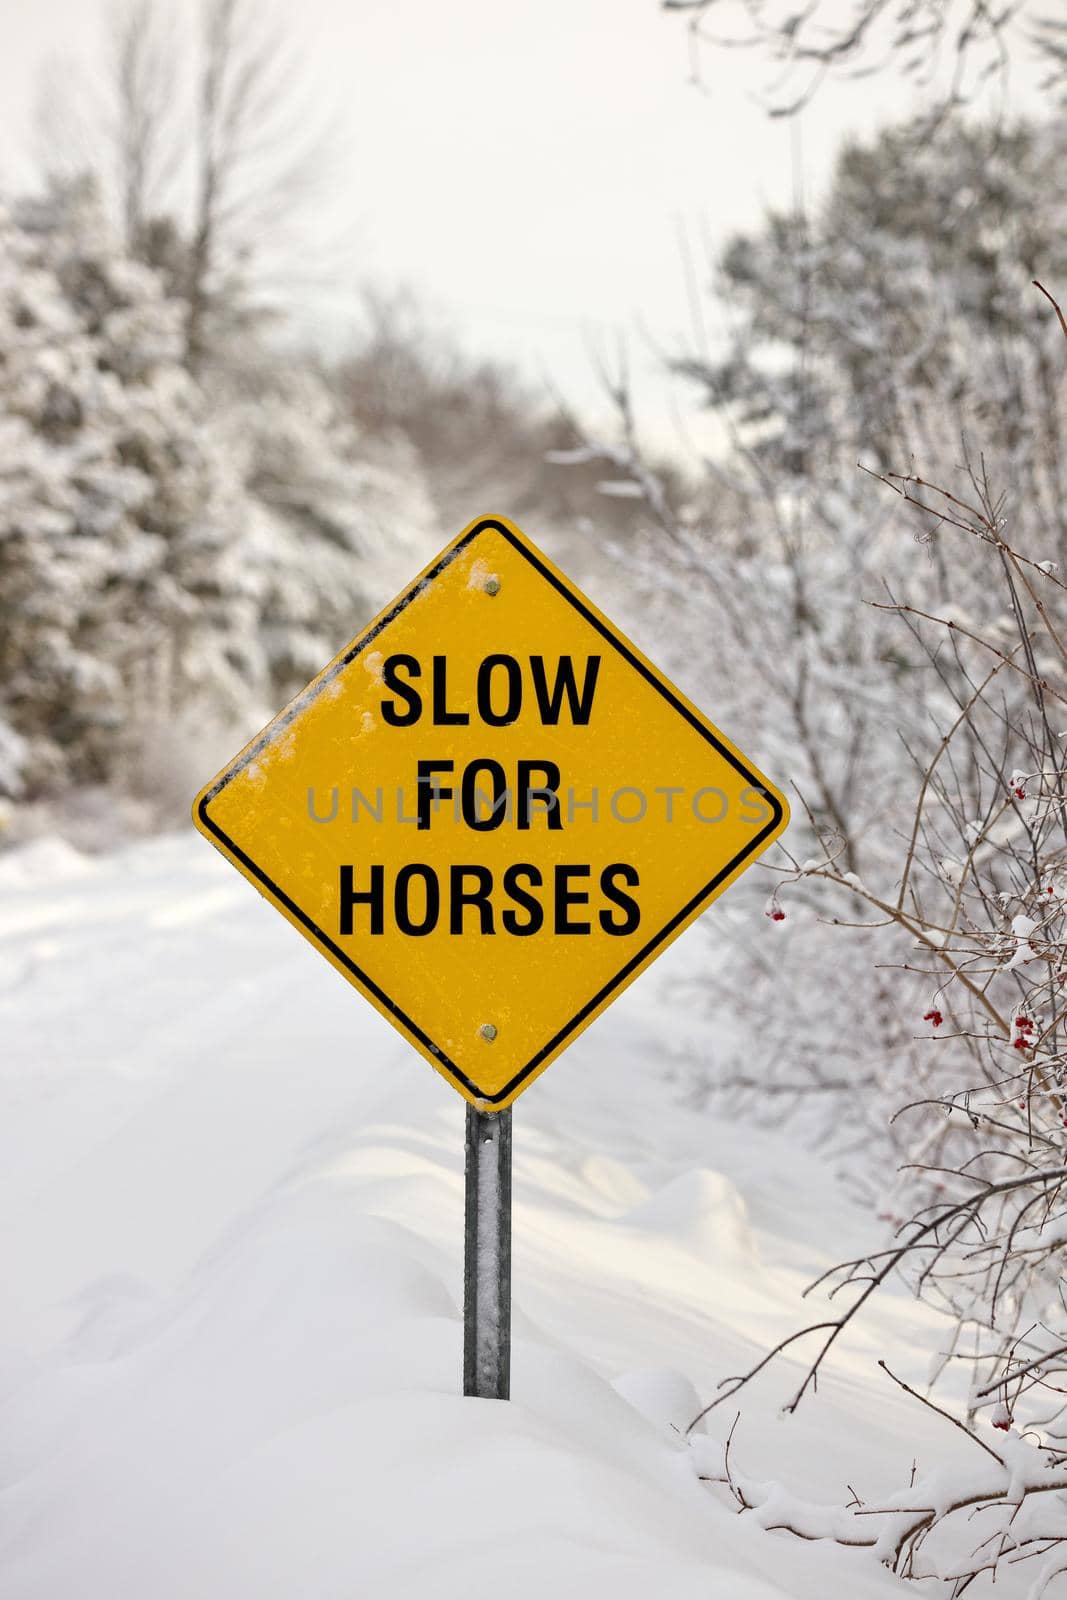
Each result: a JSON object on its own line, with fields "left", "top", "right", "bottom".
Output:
{"left": 463, "top": 1106, "right": 512, "bottom": 1399}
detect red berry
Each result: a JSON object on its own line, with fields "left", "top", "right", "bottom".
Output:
{"left": 767, "top": 908, "right": 785, "bottom": 922}
{"left": 1014, "top": 786, "right": 1026, "bottom": 799}
{"left": 993, "top": 1419, "right": 1011, "bottom": 1431}
{"left": 1013, "top": 1037, "right": 1030, "bottom": 1051}
{"left": 1015, "top": 1017, "right": 1033, "bottom": 1030}
{"left": 923, "top": 1010, "right": 943, "bottom": 1027}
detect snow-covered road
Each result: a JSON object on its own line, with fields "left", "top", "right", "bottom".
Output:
{"left": 0, "top": 833, "right": 965, "bottom": 1598}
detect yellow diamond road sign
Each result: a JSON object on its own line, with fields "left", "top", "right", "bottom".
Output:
{"left": 194, "top": 516, "right": 788, "bottom": 1109}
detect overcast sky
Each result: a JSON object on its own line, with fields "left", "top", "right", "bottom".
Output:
{"left": 0, "top": 0, "right": 1037, "bottom": 448}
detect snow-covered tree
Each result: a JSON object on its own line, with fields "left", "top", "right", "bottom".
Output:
{"left": 656, "top": 115, "right": 1067, "bottom": 1144}
{"left": 0, "top": 178, "right": 248, "bottom": 798}
{"left": 0, "top": 179, "right": 438, "bottom": 811}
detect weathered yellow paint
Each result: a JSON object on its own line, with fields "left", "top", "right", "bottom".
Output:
{"left": 193, "top": 516, "right": 788, "bottom": 1108}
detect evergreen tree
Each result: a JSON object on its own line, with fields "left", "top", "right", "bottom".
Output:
{"left": 0, "top": 180, "right": 438, "bottom": 808}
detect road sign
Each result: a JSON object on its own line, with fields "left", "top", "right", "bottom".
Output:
{"left": 193, "top": 515, "right": 788, "bottom": 1111}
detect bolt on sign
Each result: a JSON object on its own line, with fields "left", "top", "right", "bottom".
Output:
{"left": 193, "top": 516, "right": 788, "bottom": 1110}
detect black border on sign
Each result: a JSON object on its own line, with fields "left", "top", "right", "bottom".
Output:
{"left": 197, "top": 518, "right": 785, "bottom": 1104}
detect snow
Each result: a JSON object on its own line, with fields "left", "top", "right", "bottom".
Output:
{"left": 0, "top": 831, "right": 978, "bottom": 1598}
{"left": 0, "top": 187, "right": 441, "bottom": 811}
{"left": 1006, "top": 912, "right": 1039, "bottom": 969}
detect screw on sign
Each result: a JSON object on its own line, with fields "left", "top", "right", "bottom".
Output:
{"left": 193, "top": 515, "right": 789, "bottom": 1399}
